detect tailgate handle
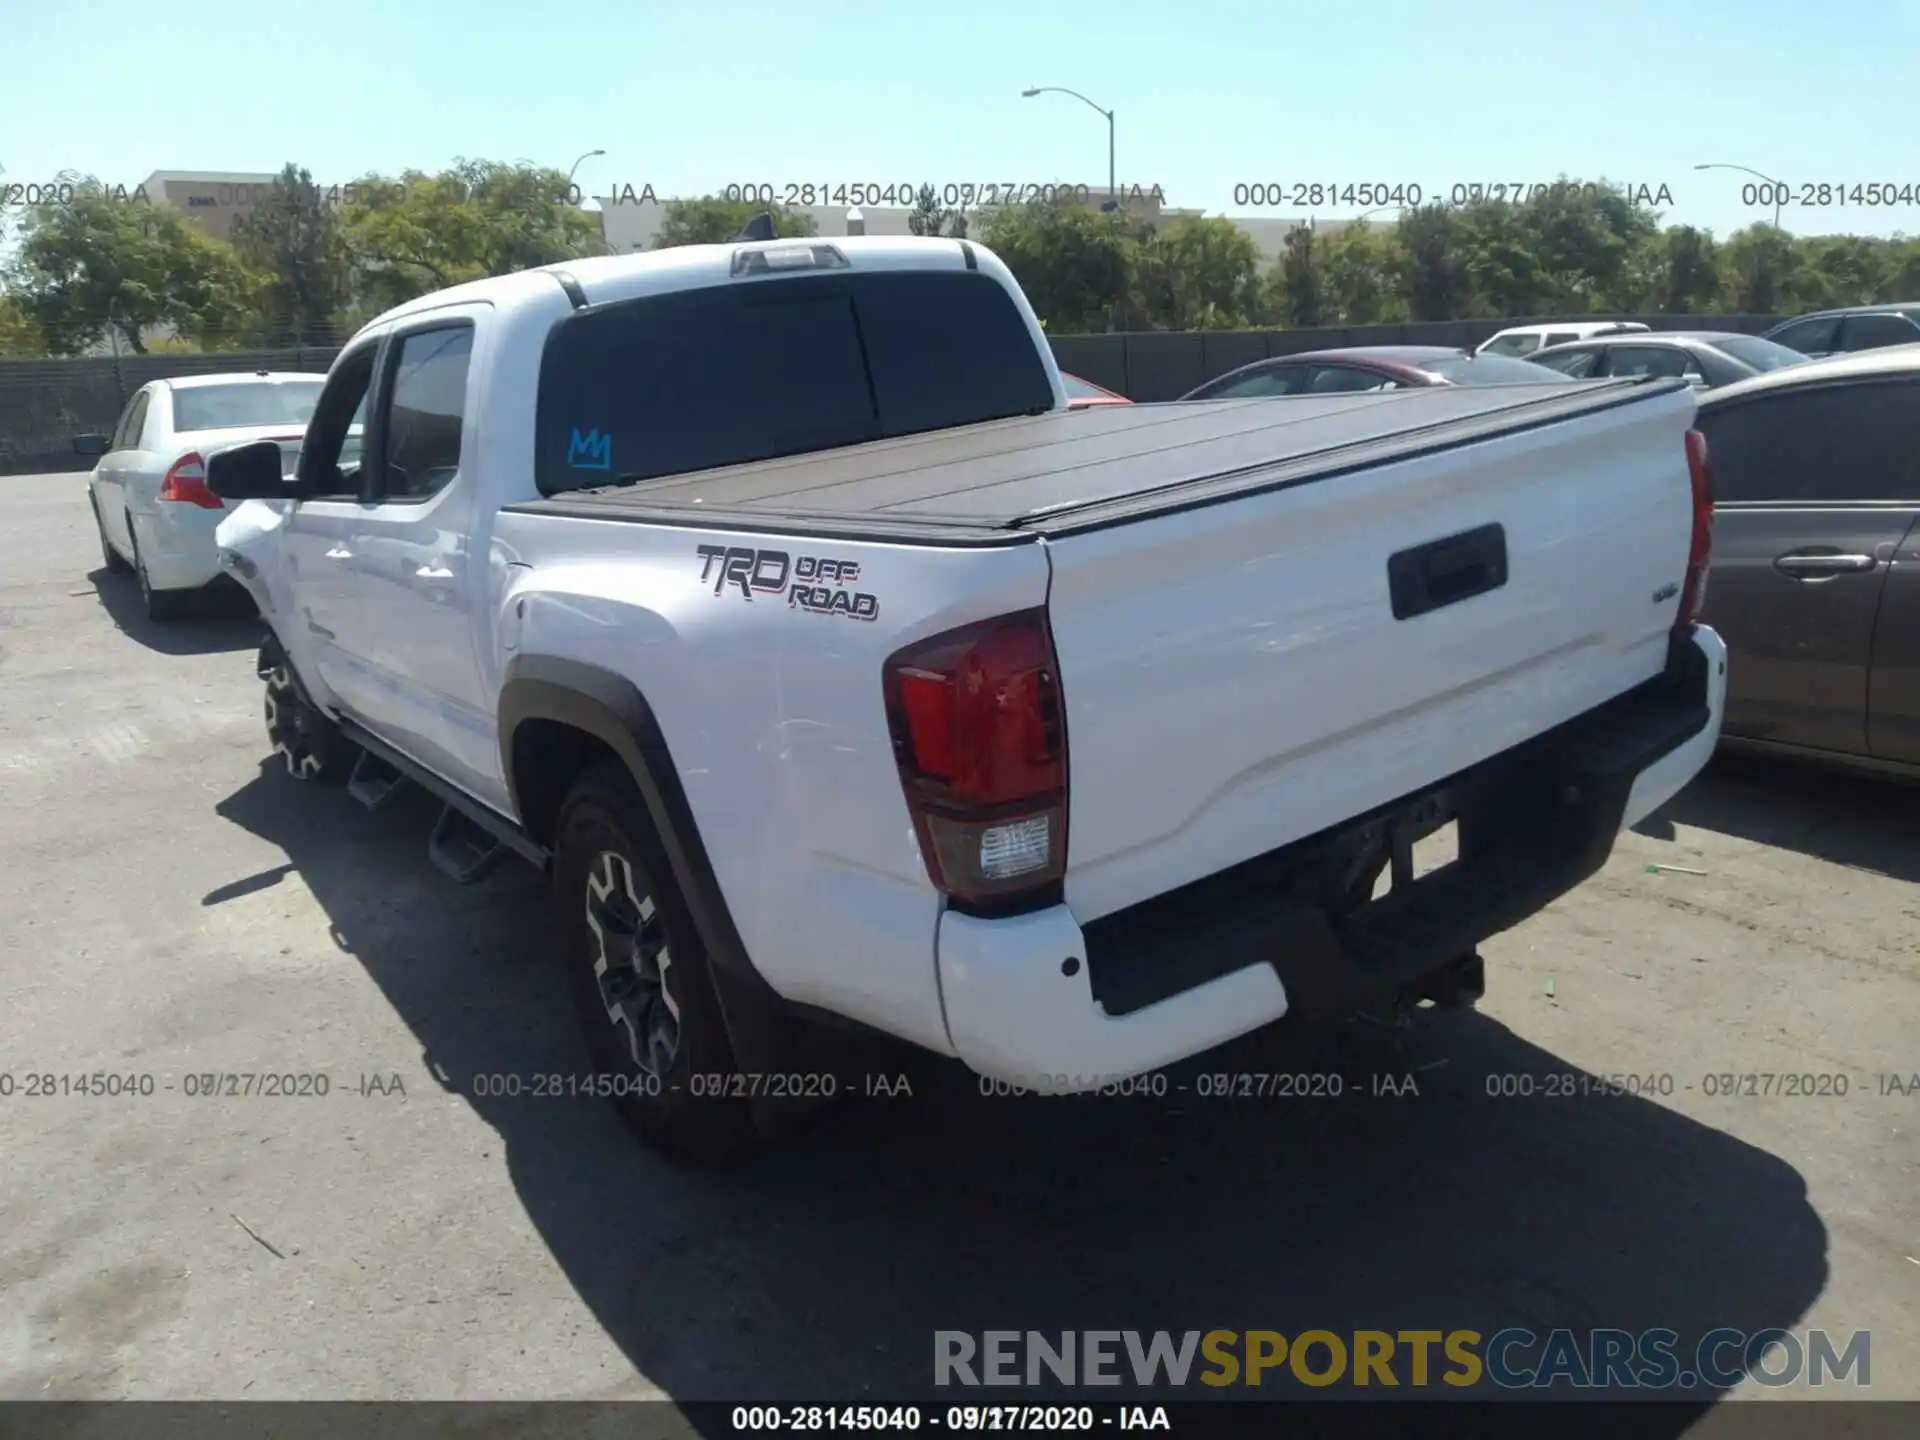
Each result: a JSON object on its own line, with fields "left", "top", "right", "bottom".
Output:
{"left": 1388, "top": 523, "right": 1508, "bottom": 620}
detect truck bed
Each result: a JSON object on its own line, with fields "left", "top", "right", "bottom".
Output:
{"left": 511, "top": 377, "right": 1683, "bottom": 545}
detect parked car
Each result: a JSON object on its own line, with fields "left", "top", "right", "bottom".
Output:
{"left": 207, "top": 233, "right": 1723, "bottom": 1155}
{"left": 1529, "top": 331, "right": 1809, "bottom": 388}
{"left": 1760, "top": 304, "right": 1920, "bottom": 359}
{"left": 1692, "top": 344, "right": 1920, "bottom": 770}
{"left": 76, "top": 372, "right": 328, "bottom": 620}
{"left": 1061, "top": 372, "right": 1130, "bottom": 407}
{"left": 1178, "top": 346, "right": 1575, "bottom": 400}
{"left": 1475, "top": 321, "right": 1650, "bottom": 357}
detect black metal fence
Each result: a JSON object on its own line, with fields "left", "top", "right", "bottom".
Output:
{"left": 0, "top": 316, "right": 1785, "bottom": 475}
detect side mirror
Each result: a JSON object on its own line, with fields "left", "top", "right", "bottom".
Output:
{"left": 208, "top": 439, "right": 306, "bottom": 501}
{"left": 73, "top": 433, "right": 110, "bottom": 458}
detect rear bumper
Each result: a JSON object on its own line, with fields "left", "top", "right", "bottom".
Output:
{"left": 936, "top": 624, "right": 1725, "bottom": 1089}
{"left": 132, "top": 502, "right": 227, "bottom": 591}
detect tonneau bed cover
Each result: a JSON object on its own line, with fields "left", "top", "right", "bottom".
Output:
{"left": 514, "top": 376, "right": 1684, "bottom": 545}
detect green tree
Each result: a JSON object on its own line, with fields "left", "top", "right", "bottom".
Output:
{"left": 1455, "top": 201, "right": 1546, "bottom": 316}
{"left": 973, "top": 197, "right": 1133, "bottom": 333}
{"left": 5, "top": 178, "right": 259, "bottom": 353}
{"left": 0, "top": 289, "right": 41, "bottom": 355}
{"left": 1794, "top": 235, "right": 1895, "bottom": 309}
{"left": 230, "top": 162, "right": 350, "bottom": 344}
{"left": 1654, "top": 225, "right": 1722, "bottom": 314}
{"left": 652, "top": 197, "right": 817, "bottom": 248}
{"left": 1722, "top": 224, "right": 1800, "bottom": 314}
{"left": 906, "top": 184, "right": 968, "bottom": 239}
{"left": 1396, "top": 203, "right": 1470, "bottom": 320}
{"left": 1270, "top": 223, "right": 1329, "bottom": 327}
{"left": 1131, "top": 216, "right": 1262, "bottom": 329}
{"left": 1319, "top": 222, "right": 1406, "bottom": 324}
{"left": 1516, "top": 180, "right": 1663, "bottom": 311}
{"left": 340, "top": 159, "right": 604, "bottom": 311}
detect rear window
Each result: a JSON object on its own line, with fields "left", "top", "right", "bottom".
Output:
{"left": 171, "top": 381, "right": 323, "bottom": 433}
{"left": 1424, "top": 353, "right": 1574, "bottom": 384}
{"left": 1709, "top": 335, "right": 1808, "bottom": 373}
{"left": 536, "top": 270, "right": 1055, "bottom": 493}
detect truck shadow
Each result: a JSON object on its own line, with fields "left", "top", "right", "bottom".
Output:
{"left": 1634, "top": 750, "right": 1920, "bottom": 883}
{"left": 212, "top": 762, "right": 1827, "bottom": 1425}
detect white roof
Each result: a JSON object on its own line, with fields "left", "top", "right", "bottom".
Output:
{"left": 1701, "top": 341, "right": 1920, "bottom": 405}
{"left": 354, "top": 234, "right": 989, "bottom": 341}
{"left": 163, "top": 371, "right": 327, "bottom": 390}
{"left": 1486, "top": 321, "right": 1650, "bottom": 338}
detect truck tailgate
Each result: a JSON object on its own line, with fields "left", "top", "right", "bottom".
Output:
{"left": 1043, "top": 380, "right": 1701, "bottom": 923}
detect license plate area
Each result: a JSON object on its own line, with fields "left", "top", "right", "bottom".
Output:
{"left": 1329, "top": 788, "right": 1463, "bottom": 912}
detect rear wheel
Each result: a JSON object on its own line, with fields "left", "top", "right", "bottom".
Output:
{"left": 131, "top": 528, "right": 191, "bottom": 622}
{"left": 551, "top": 760, "right": 754, "bottom": 1157}
{"left": 261, "top": 646, "right": 353, "bottom": 782}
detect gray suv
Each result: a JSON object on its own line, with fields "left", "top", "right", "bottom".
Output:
{"left": 1762, "top": 304, "right": 1920, "bottom": 358}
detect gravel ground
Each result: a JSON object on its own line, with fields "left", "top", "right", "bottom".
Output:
{"left": 0, "top": 470, "right": 1913, "bottom": 1426}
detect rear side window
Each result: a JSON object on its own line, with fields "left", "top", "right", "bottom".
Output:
{"left": 1604, "top": 346, "right": 1695, "bottom": 378}
{"left": 1700, "top": 380, "right": 1920, "bottom": 503}
{"left": 1838, "top": 313, "right": 1920, "bottom": 352}
{"left": 1768, "top": 316, "right": 1838, "bottom": 355}
{"left": 1531, "top": 348, "right": 1599, "bottom": 377}
{"left": 535, "top": 270, "right": 1053, "bottom": 493}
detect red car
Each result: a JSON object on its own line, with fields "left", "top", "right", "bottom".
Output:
{"left": 1179, "top": 346, "right": 1573, "bottom": 400}
{"left": 1061, "top": 372, "right": 1131, "bottom": 408}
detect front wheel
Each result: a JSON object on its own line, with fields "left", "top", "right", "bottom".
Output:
{"left": 550, "top": 760, "right": 754, "bottom": 1157}
{"left": 261, "top": 647, "right": 352, "bottom": 782}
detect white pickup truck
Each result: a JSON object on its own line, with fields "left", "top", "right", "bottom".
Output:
{"left": 207, "top": 233, "right": 1726, "bottom": 1153}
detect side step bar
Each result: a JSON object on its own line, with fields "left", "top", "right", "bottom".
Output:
{"left": 429, "top": 805, "right": 509, "bottom": 884}
{"left": 347, "top": 750, "right": 408, "bottom": 811}
{"left": 335, "top": 717, "right": 550, "bottom": 881}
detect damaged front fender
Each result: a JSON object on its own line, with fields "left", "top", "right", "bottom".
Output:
{"left": 214, "top": 499, "right": 293, "bottom": 622}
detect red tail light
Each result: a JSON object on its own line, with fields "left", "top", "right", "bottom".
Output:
{"left": 1676, "top": 428, "right": 1713, "bottom": 633}
{"left": 158, "top": 452, "right": 222, "bottom": 509}
{"left": 883, "top": 608, "right": 1068, "bottom": 910}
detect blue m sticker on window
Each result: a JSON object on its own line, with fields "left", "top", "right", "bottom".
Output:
{"left": 567, "top": 427, "right": 612, "bottom": 471}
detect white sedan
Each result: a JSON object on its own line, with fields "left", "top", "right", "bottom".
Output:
{"left": 77, "top": 372, "right": 327, "bottom": 620}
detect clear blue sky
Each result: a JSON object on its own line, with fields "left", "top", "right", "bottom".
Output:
{"left": 5, "top": 0, "right": 1917, "bottom": 238}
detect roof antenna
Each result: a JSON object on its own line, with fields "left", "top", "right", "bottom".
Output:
{"left": 734, "top": 211, "right": 776, "bottom": 242}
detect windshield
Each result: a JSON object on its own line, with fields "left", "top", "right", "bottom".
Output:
{"left": 1424, "top": 353, "right": 1574, "bottom": 384}
{"left": 1479, "top": 334, "right": 1540, "bottom": 357}
{"left": 1709, "top": 335, "right": 1813, "bottom": 373}
{"left": 171, "top": 381, "right": 324, "bottom": 432}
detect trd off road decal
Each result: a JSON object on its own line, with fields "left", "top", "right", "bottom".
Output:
{"left": 695, "top": 545, "right": 879, "bottom": 621}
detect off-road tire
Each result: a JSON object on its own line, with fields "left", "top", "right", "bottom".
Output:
{"left": 131, "top": 529, "right": 192, "bottom": 622}
{"left": 91, "top": 494, "right": 131, "bottom": 574}
{"left": 551, "top": 759, "right": 754, "bottom": 1158}
{"left": 262, "top": 648, "right": 353, "bottom": 782}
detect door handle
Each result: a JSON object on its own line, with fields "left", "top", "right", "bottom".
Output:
{"left": 1774, "top": 552, "right": 1877, "bottom": 576}
{"left": 325, "top": 546, "right": 353, "bottom": 560}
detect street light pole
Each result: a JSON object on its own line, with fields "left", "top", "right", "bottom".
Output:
{"left": 1693, "top": 161, "right": 1784, "bottom": 229}
{"left": 1021, "top": 86, "right": 1115, "bottom": 209}
{"left": 566, "top": 148, "right": 606, "bottom": 201}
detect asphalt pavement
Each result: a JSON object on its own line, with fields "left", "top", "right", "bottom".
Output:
{"left": 0, "top": 469, "right": 1914, "bottom": 1422}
